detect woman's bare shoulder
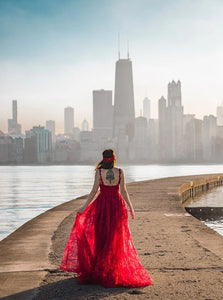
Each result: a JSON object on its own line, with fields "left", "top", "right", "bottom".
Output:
{"left": 113, "top": 167, "right": 123, "bottom": 172}
{"left": 115, "top": 167, "right": 124, "bottom": 172}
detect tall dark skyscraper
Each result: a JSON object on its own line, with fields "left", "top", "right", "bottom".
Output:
{"left": 113, "top": 57, "right": 135, "bottom": 160}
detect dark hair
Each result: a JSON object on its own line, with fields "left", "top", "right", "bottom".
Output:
{"left": 95, "top": 149, "right": 116, "bottom": 170}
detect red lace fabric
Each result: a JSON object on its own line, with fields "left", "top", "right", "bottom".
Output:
{"left": 60, "top": 169, "right": 152, "bottom": 287}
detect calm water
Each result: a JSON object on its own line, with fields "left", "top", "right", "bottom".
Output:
{"left": 1, "top": 164, "right": 223, "bottom": 241}
{"left": 186, "top": 186, "right": 223, "bottom": 236}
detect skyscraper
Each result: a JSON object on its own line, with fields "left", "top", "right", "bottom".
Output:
{"left": 217, "top": 106, "right": 223, "bottom": 126}
{"left": 202, "top": 115, "right": 217, "bottom": 161}
{"left": 184, "top": 116, "right": 203, "bottom": 162}
{"left": 82, "top": 119, "right": 89, "bottom": 132}
{"left": 113, "top": 57, "right": 135, "bottom": 160}
{"left": 64, "top": 106, "right": 74, "bottom": 135}
{"left": 143, "top": 97, "right": 151, "bottom": 121}
{"left": 93, "top": 89, "right": 113, "bottom": 137}
{"left": 46, "top": 120, "right": 56, "bottom": 146}
{"left": 133, "top": 116, "right": 148, "bottom": 160}
{"left": 13, "top": 100, "right": 17, "bottom": 123}
{"left": 166, "top": 80, "right": 184, "bottom": 160}
{"left": 24, "top": 126, "right": 52, "bottom": 163}
{"left": 92, "top": 89, "right": 113, "bottom": 151}
{"left": 158, "top": 96, "right": 167, "bottom": 161}
{"left": 167, "top": 80, "right": 182, "bottom": 107}
{"left": 8, "top": 100, "right": 21, "bottom": 134}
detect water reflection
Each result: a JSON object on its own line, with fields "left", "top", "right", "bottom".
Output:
{"left": 186, "top": 186, "right": 223, "bottom": 207}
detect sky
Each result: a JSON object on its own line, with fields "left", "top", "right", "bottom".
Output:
{"left": 1, "top": 0, "right": 223, "bottom": 133}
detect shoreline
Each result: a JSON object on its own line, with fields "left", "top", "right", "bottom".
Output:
{"left": 1, "top": 161, "right": 223, "bottom": 166}
{"left": 1, "top": 174, "right": 223, "bottom": 299}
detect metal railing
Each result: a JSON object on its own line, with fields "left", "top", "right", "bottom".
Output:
{"left": 179, "top": 175, "right": 223, "bottom": 205}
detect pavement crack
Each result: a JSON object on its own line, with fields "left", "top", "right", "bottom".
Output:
{"left": 149, "top": 266, "right": 223, "bottom": 271}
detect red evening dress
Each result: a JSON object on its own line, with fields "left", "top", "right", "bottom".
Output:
{"left": 60, "top": 168, "right": 152, "bottom": 287}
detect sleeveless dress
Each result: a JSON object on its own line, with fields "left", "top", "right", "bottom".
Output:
{"left": 60, "top": 168, "right": 152, "bottom": 287}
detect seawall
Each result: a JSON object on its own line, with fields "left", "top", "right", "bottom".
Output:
{"left": 0, "top": 174, "right": 223, "bottom": 299}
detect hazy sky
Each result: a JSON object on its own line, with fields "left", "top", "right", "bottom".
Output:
{"left": 1, "top": 0, "right": 223, "bottom": 133}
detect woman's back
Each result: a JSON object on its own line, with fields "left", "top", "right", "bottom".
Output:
{"left": 99, "top": 167, "right": 121, "bottom": 186}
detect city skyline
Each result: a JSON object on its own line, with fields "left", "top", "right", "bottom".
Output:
{"left": 1, "top": 0, "right": 223, "bottom": 132}
{"left": 2, "top": 75, "right": 223, "bottom": 164}
{"left": 2, "top": 77, "right": 223, "bottom": 135}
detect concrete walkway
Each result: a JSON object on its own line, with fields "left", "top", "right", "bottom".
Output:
{"left": 0, "top": 174, "right": 223, "bottom": 299}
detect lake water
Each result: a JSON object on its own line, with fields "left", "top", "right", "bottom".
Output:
{"left": 1, "top": 164, "right": 223, "bottom": 241}
{"left": 186, "top": 186, "right": 223, "bottom": 236}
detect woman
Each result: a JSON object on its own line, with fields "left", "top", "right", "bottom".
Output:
{"left": 60, "top": 149, "right": 152, "bottom": 287}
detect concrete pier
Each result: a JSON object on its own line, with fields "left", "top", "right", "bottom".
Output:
{"left": 0, "top": 174, "right": 223, "bottom": 300}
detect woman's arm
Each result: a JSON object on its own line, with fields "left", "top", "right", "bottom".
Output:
{"left": 120, "top": 169, "right": 135, "bottom": 219}
{"left": 77, "top": 170, "right": 100, "bottom": 214}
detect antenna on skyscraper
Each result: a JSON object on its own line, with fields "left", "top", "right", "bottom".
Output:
{"left": 118, "top": 32, "right": 120, "bottom": 60}
{"left": 127, "top": 39, "right": 130, "bottom": 59}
